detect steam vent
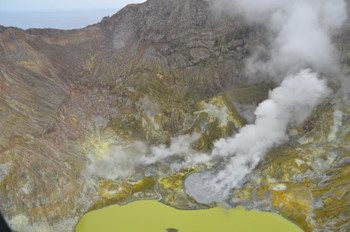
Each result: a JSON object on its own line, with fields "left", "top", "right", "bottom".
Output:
{"left": 1, "top": 0, "right": 350, "bottom": 231}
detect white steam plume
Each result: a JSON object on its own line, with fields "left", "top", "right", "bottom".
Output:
{"left": 209, "top": 0, "right": 347, "bottom": 79}
{"left": 87, "top": 133, "right": 211, "bottom": 179}
{"left": 185, "top": 70, "right": 331, "bottom": 203}
{"left": 183, "top": 0, "right": 346, "bottom": 204}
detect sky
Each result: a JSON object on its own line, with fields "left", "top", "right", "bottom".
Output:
{"left": 0, "top": 0, "right": 146, "bottom": 29}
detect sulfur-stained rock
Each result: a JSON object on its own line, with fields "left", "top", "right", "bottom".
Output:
{"left": 0, "top": 0, "right": 350, "bottom": 231}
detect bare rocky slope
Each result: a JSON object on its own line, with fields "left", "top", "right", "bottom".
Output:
{"left": 0, "top": 0, "right": 349, "bottom": 231}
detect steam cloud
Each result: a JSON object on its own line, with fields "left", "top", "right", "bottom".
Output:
{"left": 87, "top": 133, "right": 211, "bottom": 179}
{"left": 88, "top": 0, "right": 347, "bottom": 204}
{"left": 209, "top": 0, "right": 347, "bottom": 79}
{"left": 185, "top": 70, "right": 330, "bottom": 203}
{"left": 183, "top": 0, "right": 346, "bottom": 204}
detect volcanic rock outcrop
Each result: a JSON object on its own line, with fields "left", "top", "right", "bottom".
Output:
{"left": 0, "top": 0, "right": 349, "bottom": 231}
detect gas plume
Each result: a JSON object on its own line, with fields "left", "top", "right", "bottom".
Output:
{"left": 185, "top": 70, "right": 330, "bottom": 203}
{"left": 87, "top": 133, "right": 211, "bottom": 179}
{"left": 184, "top": 0, "right": 346, "bottom": 203}
{"left": 209, "top": 0, "right": 347, "bottom": 80}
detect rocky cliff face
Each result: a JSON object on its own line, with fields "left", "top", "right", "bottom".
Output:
{"left": 0, "top": 0, "right": 349, "bottom": 231}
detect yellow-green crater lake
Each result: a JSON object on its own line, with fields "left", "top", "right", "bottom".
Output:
{"left": 75, "top": 200, "right": 302, "bottom": 232}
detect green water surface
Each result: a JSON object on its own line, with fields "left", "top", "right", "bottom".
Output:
{"left": 75, "top": 200, "right": 302, "bottom": 232}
